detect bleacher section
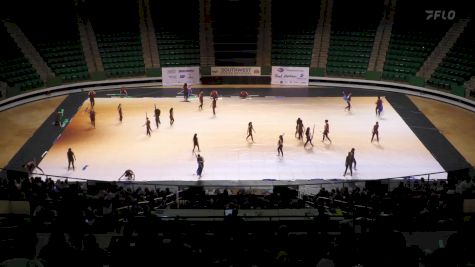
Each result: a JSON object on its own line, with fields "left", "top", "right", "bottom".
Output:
{"left": 150, "top": 0, "right": 200, "bottom": 67}
{"left": 212, "top": 0, "right": 259, "bottom": 66}
{"left": 0, "top": 24, "right": 42, "bottom": 92}
{"left": 271, "top": 0, "right": 319, "bottom": 67}
{"left": 326, "top": 0, "right": 383, "bottom": 77}
{"left": 10, "top": 1, "right": 89, "bottom": 83}
{"left": 382, "top": 1, "right": 454, "bottom": 82}
{"left": 88, "top": 0, "right": 145, "bottom": 77}
{"left": 428, "top": 20, "right": 475, "bottom": 90}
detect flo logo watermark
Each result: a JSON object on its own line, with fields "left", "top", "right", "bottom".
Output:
{"left": 425, "top": 10, "right": 456, "bottom": 20}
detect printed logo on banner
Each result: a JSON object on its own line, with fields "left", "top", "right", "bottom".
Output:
{"left": 211, "top": 67, "right": 261, "bottom": 76}
{"left": 162, "top": 67, "right": 200, "bottom": 86}
{"left": 271, "top": 66, "right": 309, "bottom": 86}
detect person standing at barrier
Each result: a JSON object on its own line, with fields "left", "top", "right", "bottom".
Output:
{"left": 154, "top": 105, "right": 161, "bottom": 128}
{"left": 371, "top": 122, "right": 379, "bottom": 142}
{"left": 343, "top": 152, "right": 353, "bottom": 176}
{"left": 277, "top": 134, "right": 284, "bottom": 157}
{"left": 117, "top": 104, "right": 123, "bottom": 122}
{"left": 196, "top": 154, "right": 204, "bottom": 177}
{"left": 322, "top": 120, "right": 332, "bottom": 144}
{"left": 198, "top": 90, "right": 204, "bottom": 110}
{"left": 193, "top": 133, "right": 200, "bottom": 153}
{"left": 169, "top": 107, "right": 175, "bottom": 126}
{"left": 67, "top": 148, "right": 76, "bottom": 171}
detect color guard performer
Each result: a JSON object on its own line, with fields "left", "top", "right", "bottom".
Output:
{"left": 193, "top": 133, "right": 200, "bottom": 153}
{"left": 343, "top": 91, "right": 352, "bottom": 111}
{"left": 246, "top": 122, "right": 256, "bottom": 142}
{"left": 154, "top": 104, "right": 161, "bottom": 128}
{"left": 322, "top": 120, "right": 332, "bottom": 143}
{"left": 304, "top": 126, "right": 314, "bottom": 148}
{"left": 67, "top": 148, "right": 76, "bottom": 171}
{"left": 277, "top": 134, "right": 284, "bottom": 157}
{"left": 376, "top": 96, "right": 383, "bottom": 117}
{"left": 89, "top": 109, "right": 96, "bottom": 128}
{"left": 117, "top": 104, "right": 123, "bottom": 122}
{"left": 371, "top": 122, "right": 379, "bottom": 142}
{"left": 144, "top": 115, "right": 152, "bottom": 136}
{"left": 88, "top": 90, "right": 96, "bottom": 108}
{"left": 198, "top": 90, "right": 204, "bottom": 110}
{"left": 169, "top": 107, "right": 175, "bottom": 126}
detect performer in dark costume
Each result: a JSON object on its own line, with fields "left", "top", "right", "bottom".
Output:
{"left": 183, "top": 83, "right": 189, "bottom": 102}
{"left": 119, "top": 169, "right": 135, "bottom": 181}
{"left": 371, "top": 122, "right": 379, "bottom": 142}
{"left": 154, "top": 104, "right": 161, "bottom": 128}
{"left": 120, "top": 87, "right": 128, "bottom": 97}
{"left": 196, "top": 154, "right": 204, "bottom": 177}
{"left": 89, "top": 109, "right": 96, "bottom": 128}
{"left": 322, "top": 120, "right": 332, "bottom": 143}
{"left": 117, "top": 104, "right": 122, "bottom": 122}
{"left": 343, "top": 91, "right": 352, "bottom": 111}
{"left": 67, "top": 148, "right": 76, "bottom": 171}
{"left": 376, "top": 96, "right": 383, "bottom": 117}
{"left": 22, "top": 159, "right": 44, "bottom": 176}
{"left": 193, "top": 133, "right": 200, "bottom": 153}
{"left": 169, "top": 107, "right": 175, "bottom": 125}
{"left": 144, "top": 116, "right": 152, "bottom": 136}
{"left": 295, "top": 118, "right": 302, "bottom": 138}
{"left": 343, "top": 152, "right": 353, "bottom": 176}
{"left": 350, "top": 148, "right": 357, "bottom": 170}
{"left": 304, "top": 126, "right": 314, "bottom": 148}
{"left": 198, "top": 90, "right": 204, "bottom": 110}
{"left": 88, "top": 90, "right": 96, "bottom": 108}
{"left": 240, "top": 90, "right": 249, "bottom": 99}
{"left": 212, "top": 97, "right": 217, "bottom": 116}
{"left": 277, "top": 135, "right": 284, "bottom": 157}
{"left": 246, "top": 122, "right": 256, "bottom": 142}
{"left": 210, "top": 89, "right": 218, "bottom": 100}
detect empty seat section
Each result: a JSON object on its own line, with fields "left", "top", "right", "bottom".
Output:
{"left": 89, "top": 0, "right": 145, "bottom": 77}
{"left": 0, "top": 23, "right": 43, "bottom": 91}
{"left": 150, "top": 0, "right": 200, "bottom": 67}
{"left": 382, "top": 0, "right": 454, "bottom": 82}
{"left": 326, "top": 0, "right": 383, "bottom": 77}
{"left": 11, "top": 0, "right": 89, "bottom": 83}
{"left": 212, "top": 0, "right": 259, "bottom": 66}
{"left": 271, "top": 0, "right": 319, "bottom": 67}
{"left": 428, "top": 20, "right": 475, "bottom": 90}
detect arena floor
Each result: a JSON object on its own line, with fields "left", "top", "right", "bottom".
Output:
{"left": 37, "top": 96, "right": 446, "bottom": 181}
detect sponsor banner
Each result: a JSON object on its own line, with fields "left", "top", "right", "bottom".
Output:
{"left": 211, "top": 66, "right": 261, "bottom": 76}
{"left": 271, "top": 66, "right": 309, "bottom": 85}
{"left": 162, "top": 67, "right": 201, "bottom": 86}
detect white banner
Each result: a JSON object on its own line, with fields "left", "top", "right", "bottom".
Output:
{"left": 211, "top": 66, "right": 261, "bottom": 76}
{"left": 271, "top": 66, "right": 309, "bottom": 85}
{"left": 162, "top": 67, "right": 201, "bottom": 86}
